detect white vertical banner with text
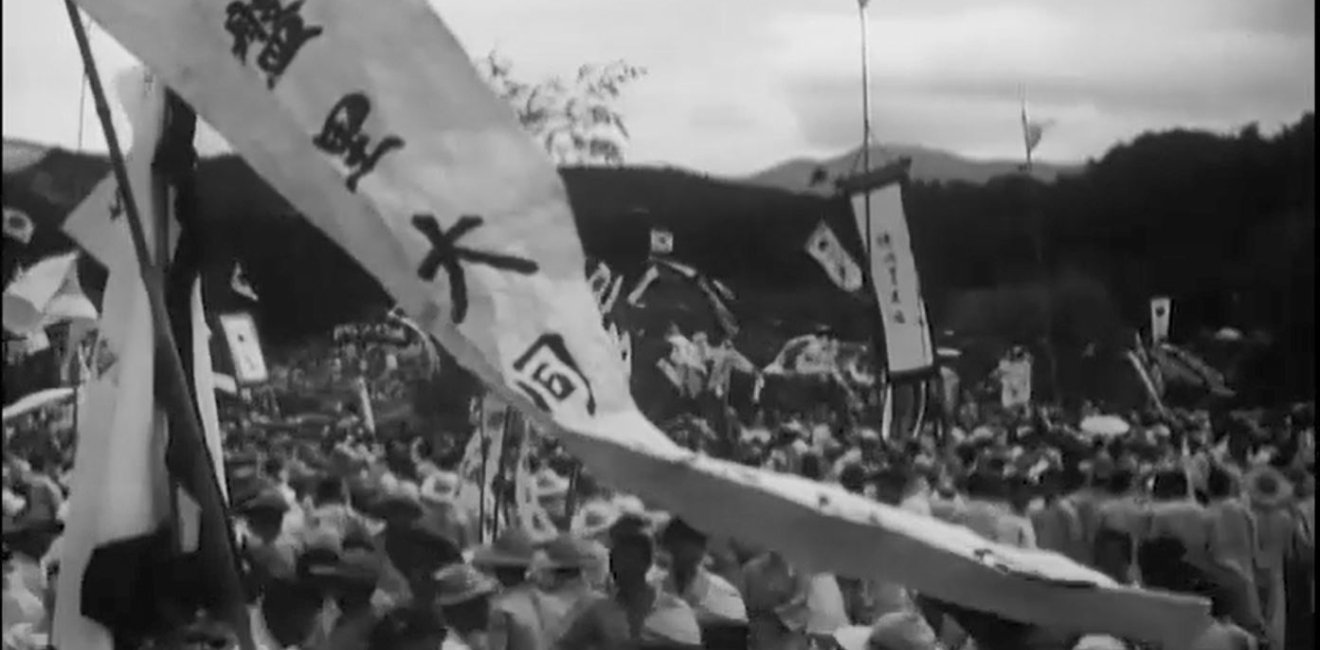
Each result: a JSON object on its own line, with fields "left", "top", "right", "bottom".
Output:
{"left": 71, "top": 0, "right": 1214, "bottom": 643}
{"left": 851, "top": 184, "right": 935, "bottom": 375}
{"left": 1150, "top": 296, "right": 1172, "bottom": 345}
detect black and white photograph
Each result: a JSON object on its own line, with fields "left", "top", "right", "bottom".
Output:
{"left": 1, "top": 1, "right": 1314, "bottom": 649}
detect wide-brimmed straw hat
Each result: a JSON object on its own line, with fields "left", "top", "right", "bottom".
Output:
{"left": 1245, "top": 465, "right": 1293, "bottom": 509}
{"left": 432, "top": 563, "right": 498, "bottom": 607}
{"left": 305, "top": 547, "right": 383, "bottom": 590}
{"left": 471, "top": 527, "right": 538, "bottom": 568}
{"left": 536, "top": 534, "right": 599, "bottom": 570}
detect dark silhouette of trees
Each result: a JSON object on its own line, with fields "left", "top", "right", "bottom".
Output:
{"left": 3, "top": 113, "right": 1312, "bottom": 403}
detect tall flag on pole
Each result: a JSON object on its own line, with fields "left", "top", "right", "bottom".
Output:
{"left": 1020, "top": 89, "right": 1052, "bottom": 160}
{"left": 849, "top": 171, "right": 936, "bottom": 376}
{"left": 54, "top": 65, "right": 243, "bottom": 650}
{"left": 73, "top": 0, "right": 1215, "bottom": 643}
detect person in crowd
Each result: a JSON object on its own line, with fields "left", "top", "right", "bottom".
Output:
{"left": 435, "top": 562, "right": 499, "bottom": 650}
{"left": 740, "top": 539, "right": 849, "bottom": 650}
{"left": 1205, "top": 464, "right": 1259, "bottom": 596}
{"left": 1244, "top": 466, "right": 1295, "bottom": 650}
{"left": 472, "top": 527, "right": 545, "bottom": 650}
{"left": 531, "top": 534, "right": 603, "bottom": 644}
{"left": 655, "top": 517, "right": 748, "bottom": 647}
{"left": 556, "top": 531, "right": 702, "bottom": 649}
{"left": 1031, "top": 468, "right": 1086, "bottom": 562}
{"left": 1146, "top": 467, "right": 1211, "bottom": 556}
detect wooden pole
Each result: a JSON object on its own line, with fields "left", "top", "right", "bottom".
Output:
{"left": 62, "top": 3, "right": 254, "bottom": 648}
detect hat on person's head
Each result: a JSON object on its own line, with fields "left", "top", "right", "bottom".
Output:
{"left": 866, "top": 611, "right": 939, "bottom": 650}
{"left": 432, "top": 563, "right": 498, "bottom": 607}
{"left": 1245, "top": 465, "right": 1293, "bottom": 509}
{"left": 373, "top": 482, "right": 424, "bottom": 520}
{"left": 1072, "top": 635, "right": 1128, "bottom": 650}
{"left": 534, "top": 470, "right": 570, "bottom": 500}
{"left": 471, "top": 527, "right": 539, "bottom": 568}
{"left": 571, "top": 500, "right": 622, "bottom": 541}
{"left": 419, "top": 471, "right": 460, "bottom": 507}
{"left": 236, "top": 488, "right": 290, "bottom": 516}
{"left": 658, "top": 517, "right": 708, "bottom": 549}
{"left": 537, "top": 534, "right": 598, "bottom": 570}
{"left": 306, "top": 547, "right": 382, "bottom": 590}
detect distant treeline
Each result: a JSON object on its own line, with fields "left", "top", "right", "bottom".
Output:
{"left": 2, "top": 112, "right": 1312, "bottom": 402}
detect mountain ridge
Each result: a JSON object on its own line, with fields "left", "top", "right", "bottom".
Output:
{"left": 743, "top": 143, "right": 1081, "bottom": 191}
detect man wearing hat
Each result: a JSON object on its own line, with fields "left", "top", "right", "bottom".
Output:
{"left": 472, "top": 527, "right": 546, "bottom": 650}
{"left": 556, "top": 531, "right": 702, "bottom": 649}
{"left": 310, "top": 547, "right": 387, "bottom": 650}
{"left": 434, "top": 562, "right": 500, "bottom": 650}
{"left": 656, "top": 517, "right": 747, "bottom": 648}
{"left": 236, "top": 487, "right": 301, "bottom": 598}
{"left": 532, "top": 534, "right": 605, "bottom": 645}
{"left": 1245, "top": 465, "right": 1296, "bottom": 649}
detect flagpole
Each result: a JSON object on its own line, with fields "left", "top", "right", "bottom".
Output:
{"left": 62, "top": 3, "right": 254, "bottom": 648}
{"left": 1019, "top": 87, "right": 1059, "bottom": 403}
{"left": 858, "top": 0, "right": 874, "bottom": 264}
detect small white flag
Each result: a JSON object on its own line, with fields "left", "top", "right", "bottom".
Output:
{"left": 650, "top": 228, "right": 674, "bottom": 255}
{"left": 230, "top": 262, "right": 259, "bottom": 302}
{"left": 804, "top": 221, "right": 863, "bottom": 292}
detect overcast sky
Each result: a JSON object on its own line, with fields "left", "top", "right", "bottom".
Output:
{"left": 3, "top": 0, "right": 1314, "bottom": 176}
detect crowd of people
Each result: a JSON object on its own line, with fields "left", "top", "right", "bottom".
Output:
{"left": 2, "top": 347, "right": 1316, "bottom": 649}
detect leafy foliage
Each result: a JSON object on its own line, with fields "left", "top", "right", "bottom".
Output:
{"left": 475, "top": 52, "right": 646, "bottom": 165}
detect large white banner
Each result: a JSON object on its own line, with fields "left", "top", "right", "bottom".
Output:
{"left": 851, "top": 184, "right": 935, "bottom": 375}
{"left": 72, "top": 0, "right": 1212, "bottom": 643}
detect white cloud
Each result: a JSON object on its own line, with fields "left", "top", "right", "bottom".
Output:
{"left": 2, "top": 0, "right": 1313, "bottom": 176}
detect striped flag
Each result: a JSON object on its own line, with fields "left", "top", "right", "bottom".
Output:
{"left": 54, "top": 66, "right": 246, "bottom": 650}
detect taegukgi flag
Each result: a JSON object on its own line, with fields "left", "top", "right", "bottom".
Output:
{"left": 74, "top": 0, "right": 1215, "bottom": 643}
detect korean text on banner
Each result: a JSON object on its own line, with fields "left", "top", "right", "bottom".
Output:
{"left": 73, "top": 0, "right": 1214, "bottom": 643}
{"left": 851, "top": 184, "right": 934, "bottom": 375}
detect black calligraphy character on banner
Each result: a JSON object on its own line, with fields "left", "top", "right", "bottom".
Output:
{"left": 513, "top": 334, "right": 598, "bottom": 416}
{"left": 108, "top": 186, "right": 125, "bottom": 221}
{"left": 411, "top": 214, "right": 538, "bottom": 325}
{"left": 225, "top": 0, "right": 323, "bottom": 88}
{"left": 312, "top": 93, "right": 406, "bottom": 191}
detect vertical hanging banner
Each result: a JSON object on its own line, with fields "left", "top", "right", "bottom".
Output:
{"left": 218, "top": 312, "right": 268, "bottom": 384}
{"left": 1150, "top": 296, "right": 1171, "bottom": 345}
{"left": 850, "top": 183, "right": 935, "bottom": 376}
{"left": 72, "top": 0, "right": 1214, "bottom": 643}
{"left": 999, "top": 348, "right": 1034, "bottom": 408}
